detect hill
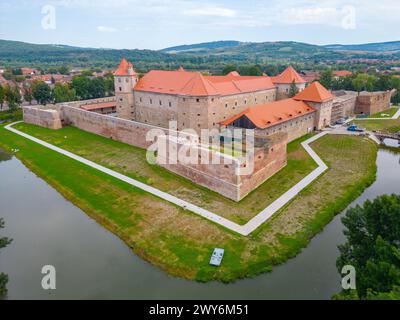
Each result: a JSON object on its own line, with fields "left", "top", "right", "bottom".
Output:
{"left": 324, "top": 41, "right": 400, "bottom": 52}
{"left": 0, "top": 39, "right": 399, "bottom": 73}
{"left": 161, "top": 40, "right": 241, "bottom": 53}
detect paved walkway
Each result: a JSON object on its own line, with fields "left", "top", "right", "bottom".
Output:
{"left": 5, "top": 122, "right": 329, "bottom": 236}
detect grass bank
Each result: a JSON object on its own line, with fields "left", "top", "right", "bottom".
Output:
{"left": 0, "top": 123, "right": 378, "bottom": 282}
{"left": 368, "top": 107, "right": 399, "bottom": 118}
{"left": 11, "top": 123, "right": 317, "bottom": 224}
{"left": 352, "top": 119, "right": 400, "bottom": 133}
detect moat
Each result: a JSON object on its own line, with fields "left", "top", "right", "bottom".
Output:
{"left": 0, "top": 144, "right": 399, "bottom": 300}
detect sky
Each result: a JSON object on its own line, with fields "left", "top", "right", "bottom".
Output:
{"left": 0, "top": 0, "right": 399, "bottom": 50}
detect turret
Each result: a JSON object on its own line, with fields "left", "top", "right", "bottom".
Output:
{"left": 114, "top": 58, "right": 138, "bottom": 119}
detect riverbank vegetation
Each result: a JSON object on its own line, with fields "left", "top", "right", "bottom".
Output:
{"left": 0, "top": 123, "right": 378, "bottom": 282}
{"left": 0, "top": 218, "right": 12, "bottom": 299}
{"left": 334, "top": 194, "right": 400, "bottom": 300}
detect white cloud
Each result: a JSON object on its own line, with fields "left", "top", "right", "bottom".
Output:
{"left": 184, "top": 6, "right": 237, "bottom": 18}
{"left": 97, "top": 26, "right": 118, "bottom": 32}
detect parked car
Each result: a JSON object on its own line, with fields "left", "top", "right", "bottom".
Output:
{"left": 336, "top": 118, "right": 346, "bottom": 125}
{"left": 347, "top": 124, "right": 365, "bottom": 132}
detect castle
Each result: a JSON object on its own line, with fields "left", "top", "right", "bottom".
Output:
{"left": 22, "top": 58, "right": 392, "bottom": 201}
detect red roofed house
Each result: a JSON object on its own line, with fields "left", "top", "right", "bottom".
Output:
{"left": 113, "top": 59, "right": 308, "bottom": 132}
{"left": 332, "top": 70, "right": 352, "bottom": 79}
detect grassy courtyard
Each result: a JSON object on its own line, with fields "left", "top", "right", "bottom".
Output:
{"left": 368, "top": 107, "right": 399, "bottom": 118}
{"left": 0, "top": 122, "right": 378, "bottom": 282}
{"left": 352, "top": 119, "right": 400, "bottom": 134}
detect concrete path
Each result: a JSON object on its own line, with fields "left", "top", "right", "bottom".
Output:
{"left": 5, "top": 122, "right": 329, "bottom": 236}
{"left": 392, "top": 107, "right": 400, "bottom": 119}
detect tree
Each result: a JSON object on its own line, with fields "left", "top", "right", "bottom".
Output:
{"left": 58, "top": 66, "right": 69, "bottom": 75}
{"left": 238, "top": 64, "right": 262, "bottom": 76}
{"left": 32, "top": 81, "right": 52, "bottom": 105}
{"left": 352, "top": 73, "right": 376, "bottom": 94}
{"left": 336, "top": 194, "right": 400, "bottom": 299}
{"left": 52, "top": 83, "right": 76, "bottom": 103}
{"left": 0, "top": 85, "right": 4, "bottom": 111}
{"left": 4, "top": 85, "right": 21, "bottom": 110}
{"left": 222, "top": 64, "right": 238, "bottom": 75}
{"left": 71, "top": 75, "right": 90, "bottom": 100}
{"left": 88, "top": 77, "right": 105, "bottom": 99}
{"left": 288, "top": 80, "right": 299, "bottom": 97}
{"left": 319, "top": 69, "right": 333, "bottom": 89}
{"left": 0, "top": 218, "right": 12, "bottom": 299}
{"left": 103, "top": 73, "right": 115, "bottom": 96}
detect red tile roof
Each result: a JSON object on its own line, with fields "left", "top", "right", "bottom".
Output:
{"left": 294, "top": 81, "right": 334, "bottom": 103}
{"left": 220, "top": 98, "right": 315, "bottom": 129}
{"left": 271, "top": 66, "right": 306, "bottom": 84}
{"left": 114, "top": 58, "right": 136, "bottom": 76}
{"left": 80, "top": 101, "right": 116, "bottom": 111}
{"left": 333, "top": 70, "right": 352, "bottom": 77}
{"left": 135, "top": 70, "right": 275, "bottom": 97}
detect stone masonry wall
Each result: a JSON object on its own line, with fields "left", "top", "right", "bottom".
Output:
{"left": 355, "top": 90, "right": 393, "bottom": 115}
{"left": 23, "top": 105, "right": 62, "bottom": 129}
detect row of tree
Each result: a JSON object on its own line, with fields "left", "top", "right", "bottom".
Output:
{"left": 0, "top": 74, "right": 115, "bottom": 108}
{"left": 319, "top": 70, "right": 400, "bottom": 94}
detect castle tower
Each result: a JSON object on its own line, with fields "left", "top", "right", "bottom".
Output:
{"left": 294, "top": 81, "right": 334, "bottom": 130}
{"left": 114, "top": 58, "right": 138, "bottom": 119}
{"left": 272, "top": 66, "right": 307, "bottom": 100}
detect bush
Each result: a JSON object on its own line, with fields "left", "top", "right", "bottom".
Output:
{"left": 0, "top": 109, "right": 23, "bottom": 122}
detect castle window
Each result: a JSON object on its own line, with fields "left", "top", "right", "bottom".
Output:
{"left": 159, "top": 100, "right": 162, "bottom": 106}
{"left": 196, "top": 99, "right": 200, "bottom": 102}
{"left": 245, "top": 100, "right": 247, "bottom": 104}
{"left": 150, "top": 99, "right": 153, "bottom": 104}
{"left": 211, "top": 98, "right": 214, "bottom": 102}
{"left": 125, "top": 78, "right": 129, "bottom": 83}
{"left": 235, "top": 101, "right": 238, "bottom": 106}
{"left": 140, "top": 97, "right": 142, "bottom": 102}
{"left": 197, "top": 114, "right": 201, "bottom": 116}
{"left": 118, "top": 78, "right": 122, "bottom": 83}
{"left": 119, "top": 87, "right": 122, "bottom": 92}
{"left": 225, "top": 104, "right": 228, "bottom": 108}
{"left": 169, "top": 102, "right": 172, "bottom": 107}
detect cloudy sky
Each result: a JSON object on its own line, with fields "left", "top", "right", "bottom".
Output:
{"left": 0, "top": 0, "right": 398, "bottom": 49}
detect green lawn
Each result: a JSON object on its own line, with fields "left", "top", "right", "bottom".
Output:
{"left": 352, "top": 119, "right": 400, "bottom": 133}
{"left": 0, "top": 122, "right": 378, "bottom": 282}
{"left": 368, "top": 107, "right": 399, "bottom": 118}
{"left": 11, "top": 123, "right": 318, "bottom": 225}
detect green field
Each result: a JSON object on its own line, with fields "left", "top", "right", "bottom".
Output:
{"left": 10, "top": 123, "right": 318, "bottom": 225}
{"left": 352, "top": 119, "right": 400, "bottom": 133}
{"left": 0, "top": 123, "right": 378, "bottom": 282}
{"left": 368, "top": 107, "right": 399, "bottom": 118}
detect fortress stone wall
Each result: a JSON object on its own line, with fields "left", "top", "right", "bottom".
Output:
{"left": 355, "top": 90, "right": 393, "bottom": 115}
{"left": 23, "top": 101, "right": 287, "bottom": 201}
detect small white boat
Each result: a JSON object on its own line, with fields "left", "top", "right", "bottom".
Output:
{"left": 209, "top": 248, "right": 224, "bottom": 266}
